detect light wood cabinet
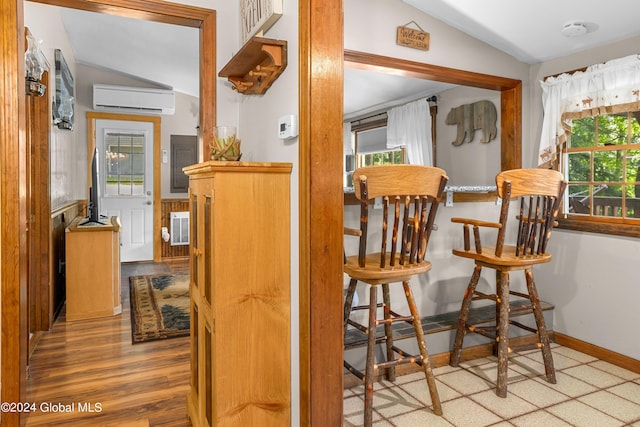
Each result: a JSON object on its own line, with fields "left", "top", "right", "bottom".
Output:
{"left": 65, "top": 216, "right": 121, "bottom": 321}
{"left": 184, "top": 161, "right": 292, "bottom": 427}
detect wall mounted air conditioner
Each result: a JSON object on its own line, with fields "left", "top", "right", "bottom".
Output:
{"left": 92, "top": 84, "right": 175, "bottom": 115}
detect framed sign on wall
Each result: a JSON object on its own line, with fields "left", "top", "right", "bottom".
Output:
{"left": 240, "top": 0, "right": 283, "bottom": 43}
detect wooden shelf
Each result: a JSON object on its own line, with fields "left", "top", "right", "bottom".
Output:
{"left": 219, "top": 36, "right": 287, "bottom": 95}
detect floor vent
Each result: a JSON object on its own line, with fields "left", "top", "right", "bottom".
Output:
{"left": 170, "top": 212, "right": 189, "bottom": 246}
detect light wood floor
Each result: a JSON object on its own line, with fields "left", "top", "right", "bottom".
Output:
{"left": 26, "top": 260, "right": 191, "bottom": 427}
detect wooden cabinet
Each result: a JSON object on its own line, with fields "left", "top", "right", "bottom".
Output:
{"left": 184, "top": 161, "right": 292, "bottom": 427}
{"left": 65, "top": 216, "right": 121, "bottom": 321}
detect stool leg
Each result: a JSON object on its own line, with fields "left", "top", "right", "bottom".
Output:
{"left": 344, "top": 278, "right": 358, "bottom": 339}
{"left": 382, "top": 283, "right": 395, "bottom": 382}
{"left": 403, "top": 281, "right": 442, "bottom": 416}
{"left": 496, "top": 271, "right": 510, "bottom": 398}
{"left": 364, "top": 285, "right": 377, "bottom": 427}
{"left": 525, "top": 269, "right": 556, "bottom": 384}
{"left": 450, "top": 264, "right": 482, "bottom": 366}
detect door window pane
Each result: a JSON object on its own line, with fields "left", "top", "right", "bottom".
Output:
{"left": 105, "top": 132, "right": 146, "bottom": 196}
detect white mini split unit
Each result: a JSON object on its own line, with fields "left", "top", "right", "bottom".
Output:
{"left": 92, "top": 84, "right": 175, "bottom": 115}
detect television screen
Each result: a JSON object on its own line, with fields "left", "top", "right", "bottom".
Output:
{"left": 81, "top": 148, "right": 106, "bottom": 225}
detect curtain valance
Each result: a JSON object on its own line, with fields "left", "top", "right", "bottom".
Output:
{"left": 539, "top": 54, "right": 640, "bottom": 167}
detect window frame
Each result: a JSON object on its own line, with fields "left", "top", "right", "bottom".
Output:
{"left": 558, "top": 107, "right": 640, "bottom": 238}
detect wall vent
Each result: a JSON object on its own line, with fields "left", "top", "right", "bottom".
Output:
{"left": 170, "top": 212, "right": 190, "bottom": 246}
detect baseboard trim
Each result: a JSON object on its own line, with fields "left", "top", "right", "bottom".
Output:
{"left": 344, "top": 332, "right": 640, "bottom": 388}
{"left": 554, "top": 332, "right": 640, "bottom": 374}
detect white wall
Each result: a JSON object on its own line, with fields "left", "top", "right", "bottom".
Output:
{"left": 346, "top": 0, "right": 640, "bottom": 363}
{"left": 230, "top": 2, "right": 301, "bottom": 425}
{"left": 436, "top": 86, "right": 501, "bottom": 186}
{"left": 344, "top": 0, "right": 532, "bottom": 337}
{"left": 528, "top": 37, "right": 640, "bottom": 360}
{"left": 24, "top": 2, "right": 79, "bottom": 209}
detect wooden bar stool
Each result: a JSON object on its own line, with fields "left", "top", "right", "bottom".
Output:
{"left": 449, "top": 168, "right": 567, "bottom": 397}
{"left": 343, "top": 165, "right": 447, "bottom": 426}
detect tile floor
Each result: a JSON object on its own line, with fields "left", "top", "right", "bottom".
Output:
{"left": 343, "top": 344, "right": 640, "bottom": 426}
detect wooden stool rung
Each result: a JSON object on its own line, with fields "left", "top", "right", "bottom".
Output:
{"left": 509, "top": 319, "right": 537, "bottom": 334}
{"left": 509, "top": 290, "right": 529, "bottom": 299}
{"left": 510, "top": 342, "right": 543, "bottom": 353}
{"left": 347, "top": 319, "right": 369, "bottom": 334}
{"left": 472, "top": 291, "right": 498, "bottom": 302}
{"left": 344, "top": 360, "right": 365, "bottom": 380}
{"left": 345, "top": 334, "right": 389, "bottom": 350}
{"left": 468, "top": 324, "right": 497, "bottom": 340}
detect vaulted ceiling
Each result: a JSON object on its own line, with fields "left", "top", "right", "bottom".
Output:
{"left": 54, "top": 2, "right": 640, "bottom": 115}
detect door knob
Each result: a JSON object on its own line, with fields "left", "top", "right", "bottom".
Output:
{"left": 146, "top": 201, "right": 152, "bottom": 205}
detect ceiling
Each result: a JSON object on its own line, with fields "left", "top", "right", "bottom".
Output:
{"left": 55, "top": 2, "right": 640, "bottom": 116}
{"left": 59, "top": 8, "right": 199, "bottom": 97}
{"left": 404, "top": 0, "right": 640, "bottom": 64}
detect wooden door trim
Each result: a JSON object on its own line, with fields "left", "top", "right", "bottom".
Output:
{"left": 4, "top": 1, "right": 216, "bottom": 423}
{"left": 1, "top": 2, "right": 28, "bottom": 424}
{"left": 87, "top": 112, "right": 162, "bottom": 262}
{"left": 30, "top": 0, "right": 217, "bottom": 163}
{"left": 299, "top": 0, "right": 345, "bottom": 424}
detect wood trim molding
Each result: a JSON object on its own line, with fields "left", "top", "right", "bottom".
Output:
{"left": 28, "top": 0, "right": 216, "bottom": 163}
{"left": 344, "top": 50, "right": 523, "bottom": 199}
{"left": 554, "top": 332, "right": 640, "bottom": 374}
{"left": 5, "top": 2, "right": 216, "bottom": 424}
{"left": 1, "top": 1, "right": 28, "bottom": 424}
{"left": 299, "top": 0, "right": 345, "bottom": 425}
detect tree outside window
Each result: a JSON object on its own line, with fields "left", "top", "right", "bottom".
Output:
{"left": 565, "top": 111, "right": 640, "bottom": 221}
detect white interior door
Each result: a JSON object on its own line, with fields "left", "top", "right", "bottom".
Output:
{"left": 96, "top": 119, "right": 154, "bottom": 262}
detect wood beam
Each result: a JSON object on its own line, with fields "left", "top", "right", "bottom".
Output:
{"left": 1, "top": 1, "right": 28, "bottom": 425}
{"left": 299, "top": 0, "right": 345, "bottom": 425}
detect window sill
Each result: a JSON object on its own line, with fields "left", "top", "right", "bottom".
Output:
{"left": 557, "top": 217, "right": 640, "bottom": 238}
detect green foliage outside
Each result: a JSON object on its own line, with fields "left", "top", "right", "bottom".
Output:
{"left": 361, "top": 149, "right": 403, "bottom": 166}
{"left": 569, "top": 112, "right": 640, "bottom": 200}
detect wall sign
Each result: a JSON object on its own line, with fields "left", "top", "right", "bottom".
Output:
{"left": 396, "top": 21, "right": 429, "bottom": 51}
{"left": 241, "top": 0, "right": 283, "bottom": 43}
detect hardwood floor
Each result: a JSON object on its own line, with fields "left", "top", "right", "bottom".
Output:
{"left": 26, "top": 260, "right": 191, "bottom": 427}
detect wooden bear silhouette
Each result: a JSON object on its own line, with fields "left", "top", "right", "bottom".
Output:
{"left": 445, "top": 100, "right": 497, "bottom": 146}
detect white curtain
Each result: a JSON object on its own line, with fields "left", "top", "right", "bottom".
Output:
{"left": 539, "top": 54, "right": 640, "bottom": 167}
{"left": 386, "top": 99, "right": 433, "bottom": 166}
{"left": 343, "top": 121, "right": 353, "bottom": 155}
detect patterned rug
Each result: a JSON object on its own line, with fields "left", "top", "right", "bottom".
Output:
{"left": 129, "top": 273, "right": 190, "bottom": 343}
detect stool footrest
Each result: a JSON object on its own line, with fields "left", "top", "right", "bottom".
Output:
{"left": 467, "top": 324, "right": 497, "bottom": 340}
{"left": 509, "top": 319, "right": 537, "bottom": 334}
{"left": 472, "top": 291, "right": 499, "bottom": 302}
{"left": 344, "top": 360, "right": 365, "bottom": 380}
{"left": 345, "top": 335, "right": 388, "bottom": 350}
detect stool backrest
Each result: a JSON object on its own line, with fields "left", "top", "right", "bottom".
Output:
{"left": 352, "top": 165, "right": 448, "bottom": 268}
{"left": 494, "top": 168, "right": 567, "bottom": 257}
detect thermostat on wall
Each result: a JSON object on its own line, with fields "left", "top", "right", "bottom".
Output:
{"left": 278, "top": 114, "right": 298, "bottom": 140}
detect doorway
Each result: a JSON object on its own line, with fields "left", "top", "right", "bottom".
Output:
{"left": 96, "top": 118, "right": 155, "bottom": 262}
{"left": 0, "top": 2, "right": 216, "bottom": 423}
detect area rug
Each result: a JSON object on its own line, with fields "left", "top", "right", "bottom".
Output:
{"left": 129, "top": 273, "right": 190, "bottom": 343}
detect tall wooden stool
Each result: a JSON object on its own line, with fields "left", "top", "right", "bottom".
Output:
{"left": 449, "top": 168, "right": 567, "bottom": 397}
{"left": 343, "top": 165, "right": 447, "bottom": 426}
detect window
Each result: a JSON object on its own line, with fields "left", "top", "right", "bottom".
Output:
{"left": 345, "top": 121, "right": 406, "bottom": 187}
{"left": 357, "top": 148, "right": 405, "bottom": 167}
{"left": 105, "top": 132, "right": 146, "bottom": 196}
{"left": 561, "top": 109, "right": 640, "bottom": 235}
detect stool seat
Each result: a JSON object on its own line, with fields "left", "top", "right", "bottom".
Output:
{"left": 344, "top": 255, "right": 432, "bottom": 284}
{"left": 452, "top": 246, "right": 552, "bottom": 267}
{"left": 343, "top": 165, "right": 447, "bottom": 426}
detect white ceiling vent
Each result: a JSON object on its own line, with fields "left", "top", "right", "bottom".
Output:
{"left": 93, "top": 84, "right": 175, "bottom": 115}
